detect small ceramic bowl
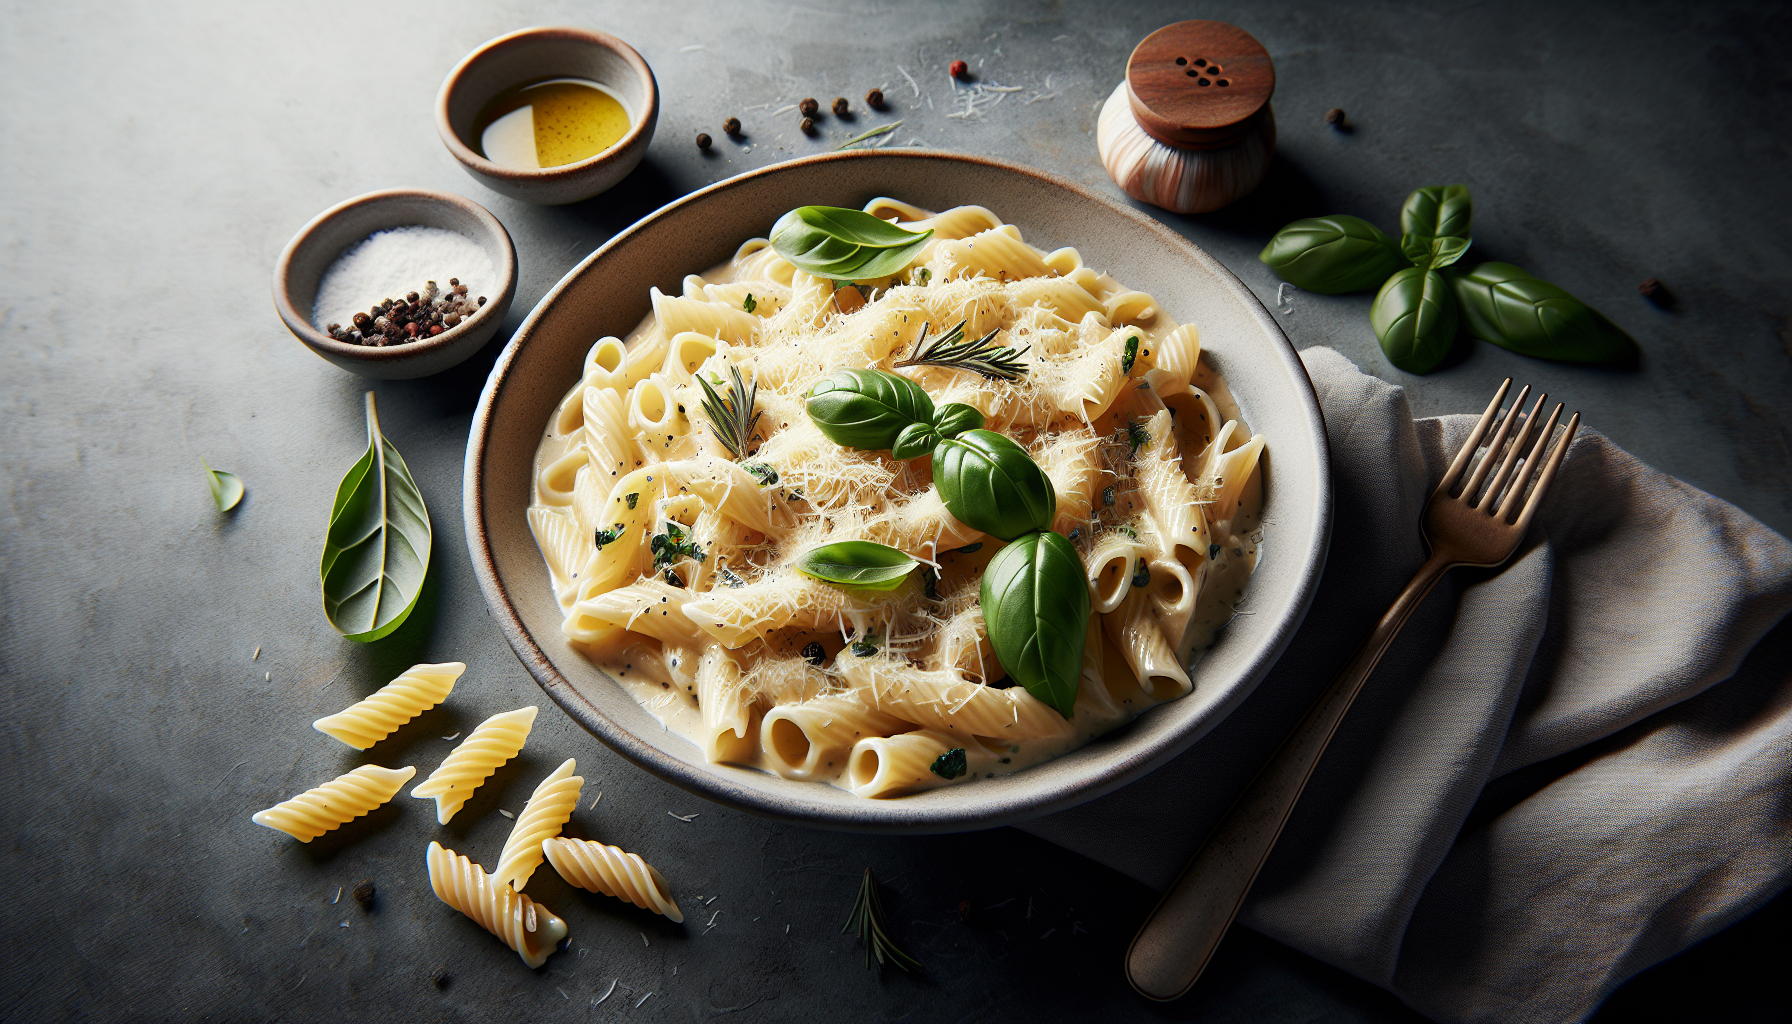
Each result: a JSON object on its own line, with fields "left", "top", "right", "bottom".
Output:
{"left": 436, "top": 26, "right": 659, "bottom": 206}
{"left": 273, "top": 189, "right": 518, "bottom": 380}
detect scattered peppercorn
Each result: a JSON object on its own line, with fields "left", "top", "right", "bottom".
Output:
{"left": 431, "top": 969, "right": 450, "bottom": 989}
{"left": 723, "top": 116, "right": 741, "bottom": 137}
{"left": 866, "top": 88, "right": 885, "bottom": 110}
{"left": 949, "top": 59, "right": 968, "bottom": 79}
{"left": 832, "top": 96, "right": 849, "bottom": 116}
{"left": 1325, "top": 107, "right": 1346, "bottom": 127}
{"left": 801, "top": 116, "right": 816, "bottom": 135}
{"left": 696, "top": 132, "right": 712, "bottom": 151}
{"left": 353, "top": 880, "right": 375, "bottom": 906}
{"left": 798, "top": 97, "right": 820, "bottom": 117}
{"left": 1639, "top": 278, "right": 1662, "bottom": 298}
{"left": 325, "top": 279, "right": 482, "bottom": 348}
{"left": 801, "top": 641, "right": 826, "bottom": 666}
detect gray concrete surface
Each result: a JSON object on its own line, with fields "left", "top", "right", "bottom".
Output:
{"left": 2, "top": 1, "right": 1787, "bottom": 1020}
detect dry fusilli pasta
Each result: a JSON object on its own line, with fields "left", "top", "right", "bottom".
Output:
{"left": 312, "top": 662, "right": 465, "bottom": 750}
{"left": 411, "top": 706, "right": 537, "bottom": 823}
{"left": 251, "top": 764, "right": 415, "bottom": 842}
{"left": 542, "top": 837, "right": 684, "bottom": 922}
{"left": 492, "top": 758, "right": 583, "bottom": 891}
{"left": 425, "top": 841, "right": 567, "bottom": 968}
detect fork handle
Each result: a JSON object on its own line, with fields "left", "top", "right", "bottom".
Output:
{"left": 1125, "top": 549, "right": 1455, "bottom": 1001}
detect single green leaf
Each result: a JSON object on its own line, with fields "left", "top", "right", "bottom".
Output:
{"left": 1401, "top": 185, "right": 1473, "bottom": 242}
{"left": 931, "top": 430, "right": 1053, "bottom": 545}
{"left": 806, "top": 368, "right": 936, "bottom": 451}
{"left": 980, "top": 531, "right": 1089, "bottom": 719}
{"left": 1400, "top": 233, "right": 1472, "bottom": 271}
{"left": 891, "top": 421, "right": 940, "bottom": 461}
{"left": 930, "top": 748, "right": 968, "bottom": 779}
{"left": 770, "top": 206, "right": 933, "bottom": 282}
{"left": 201, "top": 458, "right": 244, "bottom": 511}
{"left": 1258, "top": 215, "right": 1411, "bottom": 294}
{"left": 794, "top": 541, "right": 919, "bottom": 591}
{"left": 1371, "top": 267, "right": 1460, "bottom": 374}
{"left": 933, "top": 430, "right": 1056, "bottom": 541}
{"left": 1450, "top": 262, "right": 1638, "bottom": 364}
{"left": 931, "top": 402, "right": 985, "bottom": 440}
{"left": 1121, "top": 334, "right": 1140, "bottom": 374}
{"left": 320, "top": 392, "right": 432, "bottom": 642}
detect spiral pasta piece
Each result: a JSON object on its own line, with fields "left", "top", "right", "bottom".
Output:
{"left": 251, "top": 764, "right": 415, "bottom": 842}
{"left": 411, "top": 706, "right": 538, "bottom": 824}
{"left": 542, "top": 837, "right": 685, "bottom": 923}
{"left": 425, "top": 841, "right": 568, "bottom": 968}
{"left": 312, "top": 662, "right": 465, "bottom": 750}
{"left": 493, "top": 758, "right": 584, "bottom": 891}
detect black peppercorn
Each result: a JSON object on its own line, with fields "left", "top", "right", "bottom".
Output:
{"left": 353, "top": 880, "right": 375, "bottom": 906}
{"left": 723, "top": 116, "right": 741, "bottom": 137}
{"left": 798, "top": 97, "right": 819, "bottom": 117}
{"left": 832, "top": 96, "right": 849, "bottom": 116}
{"left": 801, "top": 641, "right": 826, "bottom": 666}
{"left": 801, "top": 116, "right": 816, "bottom": 135}
{"left": 696, "top": 132, "right": 712, "bottom": 150}
{"left": 1638, "top": 277, "right": 1662, "bottom": 298}
{"left": 866, "top": 88, "right": 884, "bottom": 110}
{"left": 1325, "top": 107, "right": 1346, "bottom": 127}
{"left": 431, "top": 969, "right": 450, "bottom": 989}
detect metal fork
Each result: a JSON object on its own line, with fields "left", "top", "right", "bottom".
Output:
{"left": 1126, "top": 379, "right": 1580, "bottom": 1002}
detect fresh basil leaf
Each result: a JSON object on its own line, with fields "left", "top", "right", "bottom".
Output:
{"left": 931, "top": 402, "right": 984, "bottom": 440}
{"left": 1450, "top": 262, "right": 1638, "bottom": 364}
{"left": 794, "top": 541, "right": 918, "bottom": 591}
{"left": 933, "top": 430, "right": 1056, "bottom": 541}
{"left": 1258, "top": 215, "right": 1411, "bottom": 294}
{"left": 770, "top": 206, "right": 934, "bottom": 282}
{"left": 981, "top": 531, "right": 1088, "bottom": 719}
{"left": 320, "top": 392, "right": 432, "bottom": 642}
{"left": 201, "top": 458, "right": 244, "bottom": 511}
{"left": 1401, "top": 185, "right": 1473, "bottom": 242}
{"left": 931, "top": 748, "right": 968, "bottom": 779}
{"left": 740, "top": 461, "right": 780, "bottom": 486}
{"left": 891, "top": 421, "right": 940, "bottom": 461}
{"left": 1400, "top": 233, "right": 1472, "bottom": 271}
{"left": 806, "top": 368, "right": 935, "bottom": 451}
{"left": 1371, "top": 267, "right": 1460, "bottom": 374}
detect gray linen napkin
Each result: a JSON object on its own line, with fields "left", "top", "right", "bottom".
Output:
{"left": 1022, "top": 347, "right": 1792, "bottom": 1023}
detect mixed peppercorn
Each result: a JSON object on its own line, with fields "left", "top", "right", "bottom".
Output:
{"left": 325, "top": 279, "right": 486, "bottom": 347}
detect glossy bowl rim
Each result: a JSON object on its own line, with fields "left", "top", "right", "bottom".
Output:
{"left": 464, "top": 149, "right": 1332, "bottom": 833}
{"left": 434, "top": 25, "right": 659, "bottom": 186}
{"left": 271, "top": 188, "right": 517, "bottom": 365}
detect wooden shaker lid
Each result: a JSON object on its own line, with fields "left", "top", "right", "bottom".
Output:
{"left": 1126, "top": 21, "right": 1275, "bottom": 149}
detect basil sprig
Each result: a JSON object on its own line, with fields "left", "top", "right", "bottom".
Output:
{"left": 770, "top": 206, "right": 933, "bottom": 282}
{"left": 1451, "top": 262, "right": 1637, "bottom": 363}
{"left": 806, "top": 368, "right": 936, "bottom": 454}
{"left": 1262, "top": 184, "right": 1634, "bottom": 372}
{"left": 933, "top": 430, "right": 1056, "bottom": 542}
{"left": 794, "top": 541, "right": 919, "bottom": 592}
{"left": 981, "top": 531, "right": 1089, "bottom": 719}
{"left": 1258, "top": 215, "right": 1410, "bottom": 294}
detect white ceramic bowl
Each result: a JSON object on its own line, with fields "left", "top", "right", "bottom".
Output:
{"left": 465, "top": 151, "right": 1331, "bottom": 832}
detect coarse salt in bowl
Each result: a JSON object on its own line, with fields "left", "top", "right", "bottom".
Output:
{"left": 273, "top": 189, "right": 518, "bottom": 380}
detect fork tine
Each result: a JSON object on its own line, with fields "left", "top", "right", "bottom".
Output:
{"left": 1481, "top": 390, "right": 1548, "bottom": 513}
{"left": 1463, "top": 384, "right": 1531, "bottom": 507}
{"left": 1494, "top": 401, "right": 1562, "bottom": 520}
{"left": 1510, "top": 410, "right": 1579, "bottom": 531}
{"left": 1437, "top": 378, "right": 1511, "bottom": 497}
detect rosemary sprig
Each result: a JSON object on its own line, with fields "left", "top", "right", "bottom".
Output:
{"left": 893, "top": 320, "right": 1029, "bottom": 380}
{"left": 837, "top": 120, "right": 903, "bottom": 150}
{"left": 842, "top": 868, "right": 921, "bottom": 972}
{"left": 696, "top": 363, "right": 762, "bottom": 458}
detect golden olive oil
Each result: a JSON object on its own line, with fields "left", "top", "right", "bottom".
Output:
{"left": 474, "top": 78, "right": 630, "bottom": 170}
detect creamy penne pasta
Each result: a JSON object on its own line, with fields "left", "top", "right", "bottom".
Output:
{"left": 529, "top": 202, "right": 1265, "bottom": 797}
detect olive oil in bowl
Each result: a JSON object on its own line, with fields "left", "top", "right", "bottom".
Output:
{"left": 474, "top": 78, "right": 632, "bottom": 170}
